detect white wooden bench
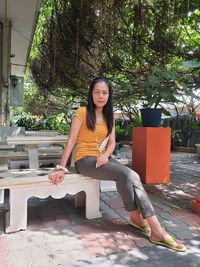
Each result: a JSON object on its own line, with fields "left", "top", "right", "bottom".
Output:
{"left": 0, "top": 168, "right": 101, "bottom": 233}
{"left": 0, "top": 156, "right": 129, "bottom": 234}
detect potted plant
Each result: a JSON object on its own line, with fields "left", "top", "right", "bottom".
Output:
{"left": 139, "top": 67, "right": 188, "bottom": 127}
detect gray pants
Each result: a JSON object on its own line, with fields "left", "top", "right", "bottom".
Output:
{"left": 75, "top": 157, "right": 155, "bottom": 219}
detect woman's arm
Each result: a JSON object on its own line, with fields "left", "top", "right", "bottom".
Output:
{"left": 96, "top": 126, "right": 116, "bottom": 168}
{"left": 59, "top": 116, "right": 82, "bottom": 167}
{"left": 49, "top": 116, "right": 81, "bottom": 184}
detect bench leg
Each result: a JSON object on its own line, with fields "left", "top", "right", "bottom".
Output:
{"left": 75, "top": 191, "right": 85, "bottom": 208}
{"left": 85, "top": 181, "right": 102, "bottom": 219}
{"left": 5, "top": 189, "right": 28, "bottom": 233}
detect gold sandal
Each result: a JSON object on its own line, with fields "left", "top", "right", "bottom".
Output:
{"left": 149, "top": 237, "right": 187, "bottom": 252}
{"left": 128, "top": 220, "right": 151, "bottom": 236}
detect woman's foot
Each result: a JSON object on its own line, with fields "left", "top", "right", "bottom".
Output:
{"left": 150, "top": 230, "right": 186, "bottom": 252}
{"left": 145, "top": 215, "right": 186, "bottom": 252}
{"left": 128, "top": 220, "right": 151, "bottom": 235}
{"left": 129, "top": 211, "right": 151, "bottom": 235}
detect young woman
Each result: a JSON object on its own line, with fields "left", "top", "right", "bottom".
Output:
{"left": 49, "top": 77, "right": 186, "bottom": 252}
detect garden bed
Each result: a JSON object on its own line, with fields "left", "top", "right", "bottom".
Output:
{"left": 172, "top": 146, "right": 197, "bottom": 153}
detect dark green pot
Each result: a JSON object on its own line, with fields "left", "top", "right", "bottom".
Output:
{"left": 140, "top": 108, "right": 162, "bottom": 127}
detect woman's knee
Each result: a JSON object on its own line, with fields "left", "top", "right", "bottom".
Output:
{"left": 118, "top": 168, "right": 142, "bottom": 187}
{"left": 124, "top": 167, "right": 141, "bottom": 180}
{"left": 130, "top": 170, "right": 141, "bottom": 181}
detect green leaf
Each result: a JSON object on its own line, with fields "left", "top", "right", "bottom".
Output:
{"left": 148, "top": 76, "right": 160, "bottom": 87}
{"left": 182, "top": 59, "right": 200, "bottom": 68}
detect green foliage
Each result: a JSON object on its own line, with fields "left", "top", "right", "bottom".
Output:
{"left": 171, "top": 129, "right": 181, "bottom": 138}
{"left": 115, "top": 124, "right": 132, "bottom": 142}
{"left": 44, "top": 113, "right": 70, "bottom": 134}
{"left": 23, "top": 76, "right": 48, "bottom": 115}
{"left": 115, "top": 125, "right": 128, "bottom": 136}
{"left": 182, "top": 59, "right": 200, "bottom": 69}
{"left": 140, "top": 67, "right": 189, "bottom": 108}
{"left": 30, "top": 0, "right": 53, "bottom": 60}
{"left": 10, "top": 108, "right": 70, "bottom": 134}
{"left": 27, "top": 0, "right": 200, "bottom": 121}
{"left": 10, "top": 110, "right": 43, "bottom": 131}
{"left": 131, "top": 116, "right": 142, "bottom": 127}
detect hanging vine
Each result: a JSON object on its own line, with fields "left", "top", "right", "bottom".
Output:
{"left": 29, "top": 0, "right": 200, "bottom": 110}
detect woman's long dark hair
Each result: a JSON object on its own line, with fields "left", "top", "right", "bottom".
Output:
{"left": 86, "top": 77, "right": 113, "bottom": 136}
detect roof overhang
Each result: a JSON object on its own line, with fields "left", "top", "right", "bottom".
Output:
{"left": 0, "top": 0, "right": 42, "bottom": 76}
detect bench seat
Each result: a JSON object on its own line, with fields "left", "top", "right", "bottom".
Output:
{"left": 0, "top": 169, "right": 101, "bottom": 233}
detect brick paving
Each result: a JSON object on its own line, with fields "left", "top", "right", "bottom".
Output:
{"left": 0, "top": 149, "right": 199, "bottom": 267}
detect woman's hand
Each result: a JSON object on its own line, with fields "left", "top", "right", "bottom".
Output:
{"left": 96, "top": 154, "right": 108, "bottom": 168}
{"left": 49, "top": 170, "right": 65, "bottom": 185}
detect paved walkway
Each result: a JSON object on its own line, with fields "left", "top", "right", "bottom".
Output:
{"left": 0, "top": 149, "right": 199, "bottom": 267}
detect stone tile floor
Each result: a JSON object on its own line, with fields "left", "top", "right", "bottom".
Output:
{"left": 0, "top": 148, "right": 199, "bottom": 267}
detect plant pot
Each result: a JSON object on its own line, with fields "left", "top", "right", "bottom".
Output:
{"left": 140, "top": 108, "right": 162, "bottom": 127}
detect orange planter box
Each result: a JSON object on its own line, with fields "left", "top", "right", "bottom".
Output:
{"left": 192, "top": 196, "right": 200, "bottom": 214}
{"left": 132, "top": 127, "right": 171, "bottom": 184}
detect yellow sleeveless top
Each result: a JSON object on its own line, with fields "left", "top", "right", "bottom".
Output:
{"left": 74, "top": 107, "right": 108, "bottom": 162}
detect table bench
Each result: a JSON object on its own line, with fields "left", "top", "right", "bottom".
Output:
{"left": 0, "top": 168, "right": 101, "bottom": 233}
{"left": 0, "top": 149, "right": 62, "bottom": 159}
{"left": 0, "top": 149, "right": 63, "bottom": 169}
{"left": 6, "top": 135, "right": 68, "bottom": 169}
